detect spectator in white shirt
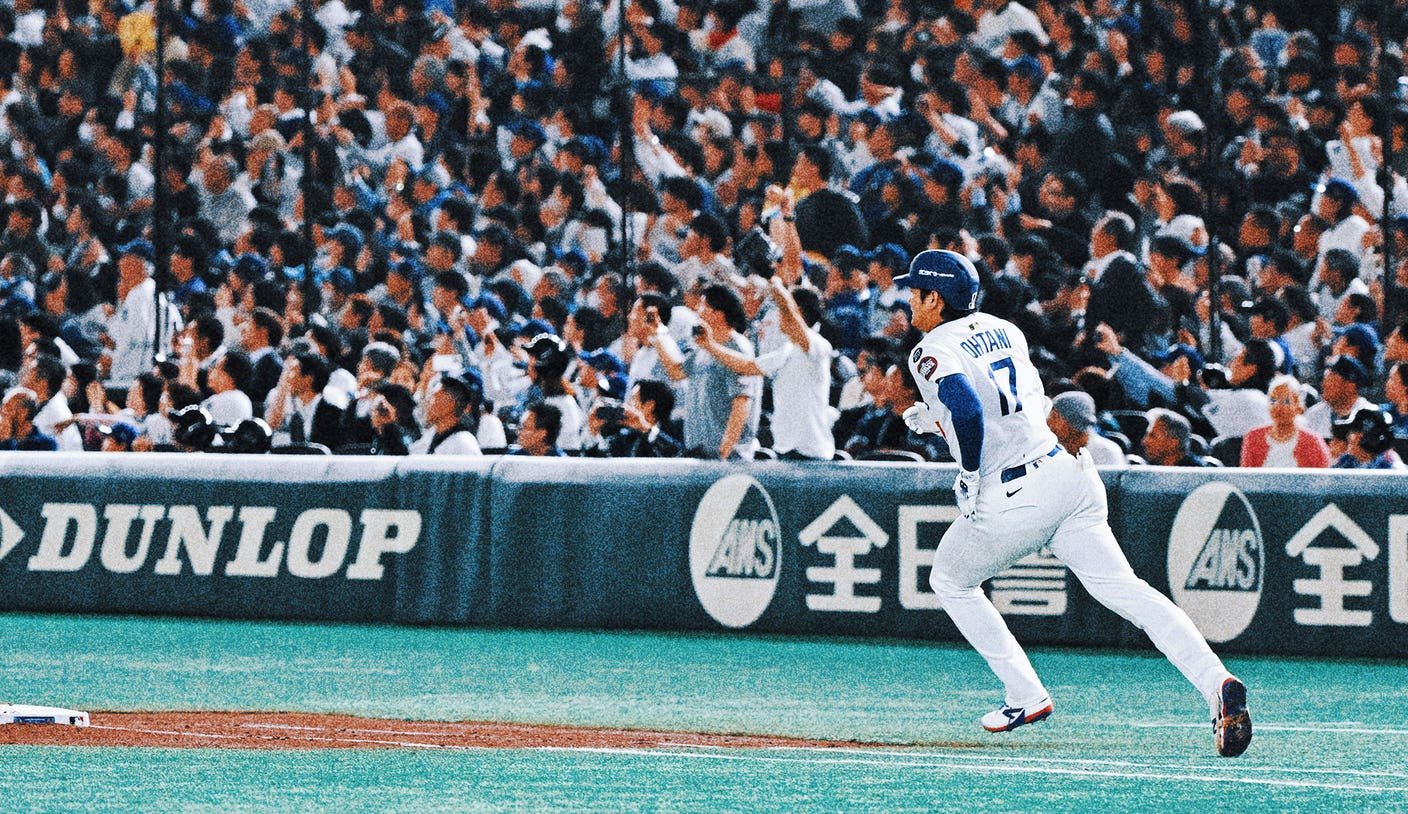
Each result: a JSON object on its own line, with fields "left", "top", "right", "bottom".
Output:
{"left": 1315, "top": 179, "right": 1371, "bottom": 260}
{"left": 265, "top": 351, "right": 346, "bottom": 449}
{"left": 625, "top": 291, "right": 676, "bottom": 385}
{"left": 410, "top": 373, "right": 484, "bottom": 456}
{"left": 22, "top": 353, "right": 83, "bottom": 451}
{"left": 670, "top": 213, "right": 739, "bottom": 293}
{"left": 97, "top": 132, "right": 155, "bottom": 206}
{"left": 201, "top": 350, "right": 255, "bottom": 427}
{"left": 975, "top": 0, "right": 1048, "bottom": 56}
{"left": 1303, "top": 355, "right": 1377, "bottom": 440}
{"left": 610, "top": 21, "right": 679, "bottom": 84}
{"left": 696, "top": 277, "right": 836, "bottom": 460}
{"left": 1312, "top": 249, "right": 1370, "bottom": 322}
{"left": 379, "top": 101, "right": 425, "bottom": 171}
{"left": 198, "top": 155, "right": 254, "bottom": 246}
{"left": 105, "top": 239, "right": 180, "bottom": 386}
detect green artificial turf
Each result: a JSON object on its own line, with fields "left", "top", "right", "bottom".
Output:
{"left": 2, "top": 613, "right": 1406, "bottom": 812}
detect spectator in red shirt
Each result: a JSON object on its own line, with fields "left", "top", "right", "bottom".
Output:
{"left": 1240, "top": 374, "right": 1331, "bottom": 468}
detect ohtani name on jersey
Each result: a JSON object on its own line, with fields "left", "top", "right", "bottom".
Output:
{"left": 959, "top": 328, "right": 1012, "bottom": 358}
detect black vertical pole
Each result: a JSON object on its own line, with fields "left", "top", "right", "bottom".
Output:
{"left": 152, "top": 0, "right": 168, "bottom": 280}
{"left": 616, "top": 0, "right": 634, "bottom": 274}
{"left": 1380, "top": 1, "right": 1398, "bottom": 336}
{"left": 301, "top": 0, "right": 317, "bottom": 307}
{"left": 775, "top": 6, "right": 798, "bottom": 150}
{"left": 1193, "top": 0, "right": 1222, "bottom": 362}
{"left": 152, "top": 0, "right": 170, "bottom": 364}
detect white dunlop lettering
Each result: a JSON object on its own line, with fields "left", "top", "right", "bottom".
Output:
{"left": 155, "top": 506, "right": 235, "bottom": 576}
{"left": 99, "top": 505, "right": 165, "bottom": 574}
{"left": 224, "top": 507, "right": 283, "bottom": 577}
{"left": 28, "top": 503, "right": 98, "bottom": 572}
{"left": 1390, "top": 515, "right": 1408, "bottom": 624}
{"left": 347, "top": 510, "right": 423, "bottom": 580}
{"left": 898, "top": 505, "right": 958, "bottom": 610}
{"left": 286, "top": 509, "right": 353, "bottom": 579}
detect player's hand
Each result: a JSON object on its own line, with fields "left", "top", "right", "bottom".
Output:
{"left": 954, "top": 470, "right": 980, "bottom": 521}
{"left": 902, "top": 402, "right": 941, "bottom": 435}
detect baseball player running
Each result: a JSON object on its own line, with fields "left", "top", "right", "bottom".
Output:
{"left": 897, "top": 249, "right": 1252, "bottom": 757}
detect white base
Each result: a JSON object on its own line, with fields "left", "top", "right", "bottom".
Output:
{"left": 0, "top": 703, "right": 90, "bottom": 727}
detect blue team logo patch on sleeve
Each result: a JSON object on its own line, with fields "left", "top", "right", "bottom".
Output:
{"left": 911, "top": 346, "right": 923, "bottom": 363}
{"left": 918, "top": 356, "right": 938, "bottom": 380}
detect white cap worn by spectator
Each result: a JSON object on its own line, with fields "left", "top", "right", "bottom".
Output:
{"left": 690, "top": 109, "right": 733, "bottom": 140}
{"left": 1166, "top": 214, "right": 1209, "bottom": 248}
{"left": 508, "top": 259, "right": 544, "bottom": 294}
{"left": 1165, "top": 110, "right": 1206, "bottom": 134}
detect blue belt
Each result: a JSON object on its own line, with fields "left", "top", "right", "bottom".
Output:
{"left": 1000, "top": 446, "right": 1062, "bottom": 484}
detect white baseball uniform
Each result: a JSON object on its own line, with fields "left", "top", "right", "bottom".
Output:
{"left": 908, "top": 312, "right": 1232, "bottom": 714}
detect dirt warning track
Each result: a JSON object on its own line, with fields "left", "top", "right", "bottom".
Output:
{"left": 0, "top": 712, "right": 882, "bottom": 751}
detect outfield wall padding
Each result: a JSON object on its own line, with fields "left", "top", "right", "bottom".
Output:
{"left": 2, "top": 453, "right": 1405, "bottom": 657}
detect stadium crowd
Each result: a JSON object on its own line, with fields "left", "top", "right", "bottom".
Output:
{"left": 0, "top": 0, "right": 1407, "bottom": 470}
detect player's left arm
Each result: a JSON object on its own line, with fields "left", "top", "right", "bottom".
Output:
{"left": 933, "top": 372, "right": 984, "bottom": 519}
{"left": 934, "top": 373, "right": 984, "bottom": 473}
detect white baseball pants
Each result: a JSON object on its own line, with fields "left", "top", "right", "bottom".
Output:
{"left": 929, "top": 448, "right": 1231, "bottom": 714}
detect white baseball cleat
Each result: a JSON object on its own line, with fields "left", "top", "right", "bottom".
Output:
{"left": 1214, "top": 677, "right": 1252, "bottom": 757}
{"left": 981, "top": 697, "right": 1054, "bottom": 732}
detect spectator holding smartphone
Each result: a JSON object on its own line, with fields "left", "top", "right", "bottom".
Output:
{"left": 695, "top": 274, "right": 835, "bottom": 461}
{"left": 366, "top": 383, "right": 414, "bottom": 456}
{"left": 651, "top": 284, "right": 762, "bottom": 460}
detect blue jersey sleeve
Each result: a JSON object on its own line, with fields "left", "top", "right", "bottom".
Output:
{"left": 936, "top": 373, "right": 984, "bottom": 472}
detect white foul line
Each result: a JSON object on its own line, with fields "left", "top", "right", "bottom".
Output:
{"left": 528, "top": 746, "right": 1408, "bottom": 794}
{"left": 668, "top": 742, "right": 1408, "bottom": 782}
{"left": 767, "top": 746, "right": 1408, "bottom": 782}
{"left": 1131, "top": 722, "right": 1408, "bottom": 736}
{"left": 80, "top": 723, "right": 1408, "bottom": 793}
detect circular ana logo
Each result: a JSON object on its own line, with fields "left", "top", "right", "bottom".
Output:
{"left": 1167, "top": 482, "right": 1264, "bottom": 643}
{"left": 689, "top": 474, "right": 782, "bottom": 629}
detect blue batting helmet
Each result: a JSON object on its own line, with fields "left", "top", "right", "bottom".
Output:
{"left": 895, "top": 249, "right": 981, "bottom": 311}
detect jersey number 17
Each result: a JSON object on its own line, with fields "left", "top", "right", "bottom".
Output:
{"left": 987, "top": 357, "right": 1024, "bottom": 416}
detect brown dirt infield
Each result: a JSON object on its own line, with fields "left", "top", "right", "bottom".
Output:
{"left": 0, "top": 712, "right": 881, "bottom": 751}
